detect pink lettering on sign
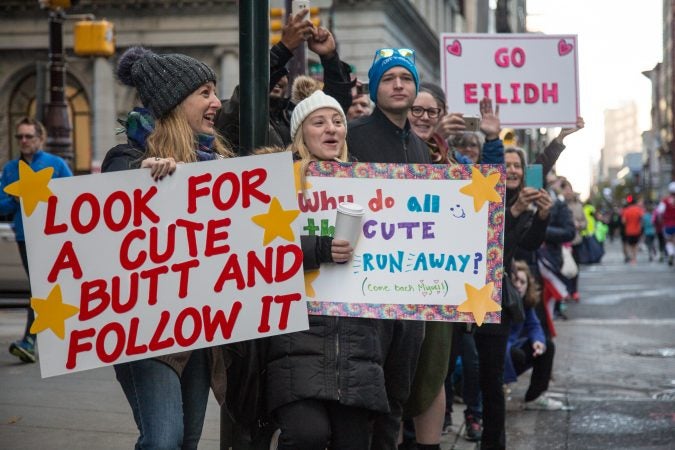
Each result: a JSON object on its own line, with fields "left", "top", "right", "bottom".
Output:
{"left": 463, "top": 82, "right": 559, "bottom": 104}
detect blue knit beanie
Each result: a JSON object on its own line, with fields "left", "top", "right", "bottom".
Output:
{"left": 368, "top": 48, "right": 419, "bottom": 103}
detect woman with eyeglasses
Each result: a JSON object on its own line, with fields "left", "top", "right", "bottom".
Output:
{"left": 408, "top": 82, "right": 503, "bottom": 166}
{"left": 401, "top": 82, "right": 504, "bottom": 450}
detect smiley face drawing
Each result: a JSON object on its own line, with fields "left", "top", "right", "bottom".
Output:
{"left": 449, "top": 204, "right": 466, "bottom": 219}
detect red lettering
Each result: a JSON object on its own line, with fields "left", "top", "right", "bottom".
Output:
{"left": 176, "top": 219, "right": 204, "bottom": 257}
{"left": 174, "top": 307, "right": 202, "bottom": 347}
{"left": 48, "top": 241, "right": 83, "bottom": 282}
{"left": 494, "top": 47, "right": 509, "bottom": 67}
{"left": 120, "top": 229, "right": 146, "bottom": 270}
{"left": 495, "top": 83, "right": 508, "bottom": 104}
{"left": 126, "top": 317, "right": 148, "bottom": 356}
{"left": 205, "top": 218, "right": 231, "bottom": 257}
{"left": 111, "top": 273, "right": 139, "bottom": 314}
{"left": 148, "top": 310, "right": 175, "bottom": 351}
{"left": 510, "top": 83, "right": 522, "bottom": 103}
{"left": 79, "top": 279, "right": 110, "bottom": 320}
{"left": 248, "top": 249, "right": 274, "bottom": 287}
{"left": 214, "top": 253, "right": 246, "bottom": 291}
{"left": 66, "top": 328, "right": 95, "bottom": 369}
{"left": 241, "top": 168, "right": 271, "bottom": 207}
{"left": 171, "top": 259, "right": 200, "bottom": 299}
{"left": 44, "top": 196, "right": 68, "bottom": 235}
{"left": 274, "top": 293, "right": 302, "bottom": 330}
{"left": 524, "top": 83, "right": 539, "bottom": 103}
{"left": 103, "top": 190, "right": 132, "bottom": 232}
{"left": 464, "top": 84, "right": 478, "bottom": 103}
{"left": 258, "top": 295, "right": 273, "bottom": 332}
{"left": 542, "top": 83, "right": 558, "bottom": 103}
{"left": 274, "top": 245, "right": 303, "bottom": 283}
{"left": 213, "top": 172, "right": 240, "bottom": 210}
{"left": 71, "top": 193, "right": 100, "bottom": 234}
{"left": 96, "top": 322, "right": 125, "bottom": 364}
{"left": 203, "top": 303, "right": 241, "bottom": 340}
{"left": 511, "top": 47, "right": 526, "bottom": 67}
{"left": 133, "top": 187, "right": 159, "bottom": 226}
{"left": 481, "top": 83, "right": 491, "bottom": 98}
{"left": 140, "top": 266, "right": 168, "bottom": 306}
{"left": 187, "top": 173, "right": 213, "bottom": 214}
{"left": 149, "top": 224, "right": 176, "bottom": 264}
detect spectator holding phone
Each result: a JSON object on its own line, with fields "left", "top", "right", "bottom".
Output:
{"left": 409, "top": 82, "right": 503, "bottom": 165}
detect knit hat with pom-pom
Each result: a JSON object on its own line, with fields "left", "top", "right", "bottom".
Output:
{"left": 116, "top": 46, "right": 216, "bottom": 118}
{"left": 290, "top": 90, "right": 346, "bottom": 141}
{"left": 291, "top": 75, "right": 321, "bottom": 105}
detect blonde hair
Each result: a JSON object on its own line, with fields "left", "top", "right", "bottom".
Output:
{"left": 145, "top": 106, "right": 233, "bottom": 162}
{"left": 290, "top": 121, "right": 348, "bottom": 194}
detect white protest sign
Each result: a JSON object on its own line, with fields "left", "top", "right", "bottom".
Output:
{"left": 440, "top": 33, "right": 579, "bottom": 128}
{"left": 298, "top": 162, "right": 505, "bottom": 324}
{"left": 16, "top": 152, "right": 308, "bottom": 377}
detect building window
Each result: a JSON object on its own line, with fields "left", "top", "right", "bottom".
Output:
{"left": 8, "top": 70, "right": 91, "bottom": 173}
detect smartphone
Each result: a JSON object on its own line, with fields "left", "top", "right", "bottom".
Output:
{"left": 463, "top": 116, "right": 480, "bottom": 132}
{"left": 525, "top": 164, "right": 543, "bottom": 190}
{"left": 292, "top": 0, "right": 310, "bottom": 19}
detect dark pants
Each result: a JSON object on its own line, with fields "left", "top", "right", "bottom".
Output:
{"left": 371, "top": 320, "right": 425, "bottom": 450}
{"left": 274, "top": 399, "right": 371, "bottom": 450}
{"left": 446, "top": 326, "right": 482, "bottom": 419}
{"left": 510, "top": 339, "right": 556, "bottom": 402}
{"left": 17, "top": 241, "right": 35, "bottom": 342}
{"left": 474, "top": 332, "right": 508, "bottom": 450}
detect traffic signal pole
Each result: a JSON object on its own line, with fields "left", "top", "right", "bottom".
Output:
{"left": 238, "top": 0, "right": 270, "bottom": 156}
{"left": 44, "top": 9, "right": 74, "bottom": 169}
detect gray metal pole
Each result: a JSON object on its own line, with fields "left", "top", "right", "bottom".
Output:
{"left": 44, "top": 10, "right": 73, "bottom": 170}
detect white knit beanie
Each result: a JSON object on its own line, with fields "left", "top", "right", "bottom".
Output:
{"left": 290, "top": 90, "right": 347, "bottom": 141}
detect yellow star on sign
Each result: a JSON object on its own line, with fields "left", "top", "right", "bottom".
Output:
{"left": 457, "top": 282, "right": 501, "bottom": 326}
{"left": 293, "top": 160, "right": 312, "bottom": 192}
{"left": 459, "top": 167, "right": 501, "bottom": 212}
{"left": 30, "top": 284, "right": 79, "bottom": 340}
{"left": 251, "top": 197, "right": 300, "bottom": 245}
{"left": 3, "top": 160, "right": 55, "bottom": 216}
{"left": 304, "top": 269, "right": 320, "bottom": 297}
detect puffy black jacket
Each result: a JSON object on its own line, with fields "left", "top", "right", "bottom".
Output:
{"left": 266, "top": 234, "right": 389, "bottom": 414}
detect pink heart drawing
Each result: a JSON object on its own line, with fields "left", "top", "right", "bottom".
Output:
{"left": 558, "top": 39, "right": 573, "bottom": 56}
{"left": 446, "top": 40, "right": 462, "bottom": 57}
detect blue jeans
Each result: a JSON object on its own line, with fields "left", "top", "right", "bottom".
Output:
{"left": 114, "top": 350, "right": 211, "bottom": 449}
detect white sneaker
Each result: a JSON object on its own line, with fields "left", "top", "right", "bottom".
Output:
{"left": 524, "top": 394, "right": 564, "bottom": 410}
{"left": 269, "top": 428, "right": 281, "bottom": 450}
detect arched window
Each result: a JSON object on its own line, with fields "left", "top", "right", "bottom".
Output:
{"left": 8, "top": 70, "right": 92, "bottom": 173}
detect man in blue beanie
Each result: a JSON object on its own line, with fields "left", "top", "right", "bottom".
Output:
{"left": 347, "top": 48, "right": 429, "bottom": 449}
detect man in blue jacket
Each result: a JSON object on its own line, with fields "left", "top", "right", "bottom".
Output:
{"left": 0, "top": 117, "right": 72, "bottom": 363}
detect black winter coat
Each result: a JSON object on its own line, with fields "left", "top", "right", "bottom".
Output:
{"left": 265, "top": 235, "right": 389, "bottom": 414}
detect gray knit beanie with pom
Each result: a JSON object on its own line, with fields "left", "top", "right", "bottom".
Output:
{"left": 116, "top": 46, "right": 216, "bottom": 118}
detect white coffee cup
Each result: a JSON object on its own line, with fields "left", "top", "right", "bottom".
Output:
{"left": 334, "top": 202, "right": 365, "bottom": 247}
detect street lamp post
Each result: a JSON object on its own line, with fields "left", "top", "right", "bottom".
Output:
{"left": 44, "top": 9, "right": 73, "bottom": 169}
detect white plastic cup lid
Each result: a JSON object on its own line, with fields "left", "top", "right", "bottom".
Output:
{"left": 337, "top": 202, "right": 365, "bottom": 216}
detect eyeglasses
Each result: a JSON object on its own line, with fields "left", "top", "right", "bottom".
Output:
{"left": 410, "top": 106, "right": 442, "bottom": 119}
{"left": 373, "top": 48, "right": 416, "bottom": 64}
{"left": 15, "top": 134, "right": 36, "bottom": 140}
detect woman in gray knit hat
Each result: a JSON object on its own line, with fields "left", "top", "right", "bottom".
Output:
{"left": 101, "top": 46, "right": 232, "bottom": 449}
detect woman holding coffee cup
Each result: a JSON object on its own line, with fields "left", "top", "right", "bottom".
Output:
{"left": 264, "top": 90, "right": 387, "bottom": 449}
